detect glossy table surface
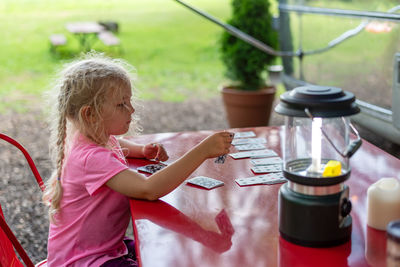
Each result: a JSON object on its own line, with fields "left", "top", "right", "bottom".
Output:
{"left": 127, "top": 126, "right": 400, "bottom": 267}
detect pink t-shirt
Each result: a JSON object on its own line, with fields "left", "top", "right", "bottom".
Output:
{"left": 47, "top": 134, "right": 130, "bottom": 267}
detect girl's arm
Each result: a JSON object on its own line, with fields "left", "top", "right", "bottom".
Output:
{"left": 118, "top": 138, "right": 169, "bottom": 161}
{"left": 107, "top": 131, "right": 232, "bottom": 200}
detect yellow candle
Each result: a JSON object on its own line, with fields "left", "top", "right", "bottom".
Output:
{"left": 322, "top": 160, "right": 341, "bottom": 177}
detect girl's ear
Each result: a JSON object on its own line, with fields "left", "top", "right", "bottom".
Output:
{"left": 81, "top": 105, "right": 94, "bottom": 122}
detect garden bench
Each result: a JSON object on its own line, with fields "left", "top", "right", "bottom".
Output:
{"left": 49, "top": 34, "right": 67, "bottom": 53}
{"left": 98, "top": 21, "right": 119, "bottom": 33}
{"left": 98, "top": 31, "right": 122, "bottom": 53}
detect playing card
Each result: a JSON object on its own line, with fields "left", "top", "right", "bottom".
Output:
{"left": 137, "top": 162, "right": 167, "bottom": 174}
{"left": 229, "top": 149, "right": 278, "bottom": 159}
{"left": 250, "top": 149, "right": 278, "bottom": 159}
{"left": 232, "top": 137, "right": 267, "bottom": 146}
{"left": 262, "top": 173, "right": 286, "bottom": 184}
{"left": 215, "top": 154, "right": 227, "bottom": 164}
{"left": 251, "top": 157, "right": 283, "bottom": 166}
{"left": 235, "top": 143, "right": 266, "bottom": 151}
{"left": 235, "top": 173, "right": 286, "bottom": 186}
{"left": 251, "top": 164, "right": 283, "bottom": 174}
{"left": 187, "top": 176, "right": 224, "bottom": 189}
{"left": 233, "top": 131, "right": 256, "bottom": 138}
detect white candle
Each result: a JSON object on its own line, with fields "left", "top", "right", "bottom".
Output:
{"left": 309, "top": 117, "right": 322, "bottom": 173}
{"left": 367, "top": 178, "right": 400, "bottom": 230}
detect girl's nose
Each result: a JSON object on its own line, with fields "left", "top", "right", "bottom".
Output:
{"left": 126, "top": 103, "right": 135, "bottom": 114}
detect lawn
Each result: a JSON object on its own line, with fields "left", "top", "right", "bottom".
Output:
{"left": 1, "top": 0, "right": 399, "bottom": 112}
{"left": 0, "top": 0, "right": 231, "bottom": 112}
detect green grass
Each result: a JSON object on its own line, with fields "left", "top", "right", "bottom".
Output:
{"left": 1, "top": 0, "right": 399, "bottom": 112}
{"left": 0, "top": 0, "right": 231, "bottom": 111}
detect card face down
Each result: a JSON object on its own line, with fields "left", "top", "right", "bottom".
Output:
{"left": 137, "top": 162, "right": 167, "bottom": 174}
{"left": 187, "top": 176, "right": 224, "bottom": 189}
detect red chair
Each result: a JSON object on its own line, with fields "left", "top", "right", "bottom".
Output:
{"left": 0, "top": 133, "right": 47, "bottom": 266}
{"left": 0, "top": 205, "right": 47, "bottom": 267}
{"left": 0, "top": 133, "right": 45, "bottom": 191}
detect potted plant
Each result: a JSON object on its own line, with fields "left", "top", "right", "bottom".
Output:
{"left": 220, "top": 0, "right": 279, "bottom": 128}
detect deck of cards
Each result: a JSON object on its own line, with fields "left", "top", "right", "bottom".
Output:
{"left": 186, "top": 176, "right": 224, "bottom": 190}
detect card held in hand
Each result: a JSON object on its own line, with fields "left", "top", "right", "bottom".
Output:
{"left": 187, "top": 176, "right": 224, "bottom": 189}
{"left": 137, "top": 162, "right": 167, "bottom": 174}
{"left": 215, "top": 154, "right": 227, "bottom": 164}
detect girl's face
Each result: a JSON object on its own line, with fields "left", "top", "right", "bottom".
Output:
{"left": 102, "top": 83, "right": 135, "bottom": 136}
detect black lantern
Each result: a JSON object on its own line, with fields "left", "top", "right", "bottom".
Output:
{"left": 275, "top": 85, "right": 362, "bottom": 247}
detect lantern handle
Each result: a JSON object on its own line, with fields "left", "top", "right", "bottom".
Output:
{"left": 305, "top": 108, "right": 362, "bottom": 158}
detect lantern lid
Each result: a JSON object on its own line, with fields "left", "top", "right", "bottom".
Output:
{"left": 275, "top": 85, "right": 360, "bottom": 117}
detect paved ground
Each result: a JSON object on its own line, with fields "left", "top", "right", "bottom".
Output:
{"left": 0, "top": 96, "right": 398, "bottom": 263}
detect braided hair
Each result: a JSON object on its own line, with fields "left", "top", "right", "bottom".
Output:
{"left": 43, "top": 53, "right": 139, "bottom": 222}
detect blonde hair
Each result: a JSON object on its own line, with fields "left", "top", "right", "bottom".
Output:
{"left": 43, "top": 53, "right": 140, "bottom": 222}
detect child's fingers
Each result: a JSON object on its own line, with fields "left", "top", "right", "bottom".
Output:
{"left": 155, "top": 143, "right": 160, "bottom": 161}
{"left": 221, "top": 131, "right": 234, "bottom": 146}
{"left": 217, "top": 132, "right": 233, "bottom": 154}
{"left": 153, "top": 143, "right": 168, "bottom": 162}
{"left": 158, "top": 149, "right": 169, "bottom": 161}
{"left": 143, "top": 143, "right": 159, "bottom": 159}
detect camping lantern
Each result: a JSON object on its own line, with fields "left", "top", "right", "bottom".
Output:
{"left": 275, "top": 85, "right": 362, "bottom": 247}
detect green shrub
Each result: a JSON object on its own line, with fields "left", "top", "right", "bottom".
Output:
{"left": 220, "top": 0, "right": 279, "bottom": 91}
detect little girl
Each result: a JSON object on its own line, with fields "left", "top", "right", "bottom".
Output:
{"left": 43, "top": 54, "right": 233, "bottom": 267}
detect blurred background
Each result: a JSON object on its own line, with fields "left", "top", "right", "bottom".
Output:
{"left": 0, "top": 0, "right": 232, "bottom": 110}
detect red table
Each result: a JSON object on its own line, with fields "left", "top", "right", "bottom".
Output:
{"left": 127, "top": 126, "right": 399, "bottom": 267}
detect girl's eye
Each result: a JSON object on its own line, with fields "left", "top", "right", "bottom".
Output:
{"left": 117, "top": 103, "right": 125, "bottom": 108}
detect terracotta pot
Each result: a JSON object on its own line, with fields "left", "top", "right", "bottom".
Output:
{"left": 221, "top": 86, "right": 276, "bottom": 128}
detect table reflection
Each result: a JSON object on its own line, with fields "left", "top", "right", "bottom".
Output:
{"left": 279, "top": 237, "right": 351, "bottom": 267}
{"left": 131, "top": 199, "right": 234, "bottom": 254}
{"left": 365, "top": 226, "right": 387, "bottom": 266}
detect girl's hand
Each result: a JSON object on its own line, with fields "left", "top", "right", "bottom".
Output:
{"left": 142, "top": 143, "right": 169, "bottom": 162}
{"left": 198, "top": 131, "right": 234, "bottom": 159}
